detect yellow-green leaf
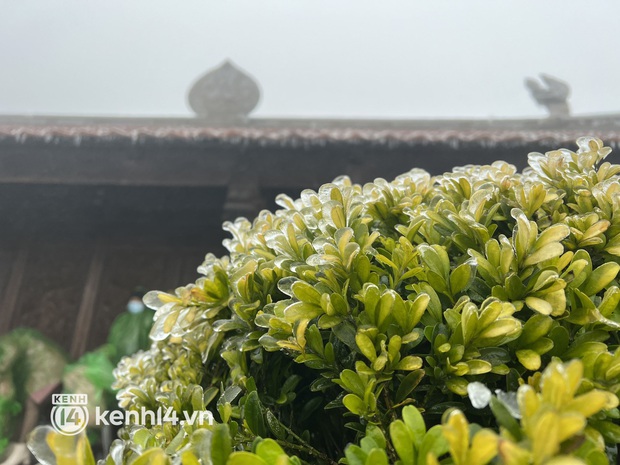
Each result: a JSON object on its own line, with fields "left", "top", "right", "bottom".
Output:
{"left": 466, "top": 359, "right": 493, "bottom": 375}
{"left": 396, "top": 356, "right": 423, "bottom": 371}
{"left": 467, "top": 430, "right": 497, "bottom": 465}
{"left": 498, "top": 440, "right": 531, "bottom": 465}
{"left": 523, "top": 242, "right": 564, "bottom": 267}
{"left": 525, "top": 296, "right": 553, "bottom": 315}
{"left": 227, "top": 452, "right": 268, "bottom": 465}
{"left": 516, "top": 349, "right": 541, "bottom": 371}
{"left": 566, "top": 390, "right": 619, "bottom": 417}
{"left": 355, "top": 332, "right": 377, "bottom": 362}
{"left": 343, "top": 394, "right": 366, "bottom": 416}
{"left": 581, "top": 262, "right": 620, "bottom": 296}
{"left": 531, "top": 411, "right": 559, "bottom": 463}
{"left": 131, "top": 448, "right": 170, "bottom": 465}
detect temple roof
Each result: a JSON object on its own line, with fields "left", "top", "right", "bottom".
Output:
{"left": 2, "top": 61, "right": 619, "bottom": 148}
{"left": 1, "top": 114, "right": 620, "bottom": 148}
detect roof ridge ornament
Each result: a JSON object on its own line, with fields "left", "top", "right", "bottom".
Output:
{"left": 188, "top": 60, "right": 261, "bottom": 123}
{"left": 525, "top": 73, "right": 571, "bottom": 119}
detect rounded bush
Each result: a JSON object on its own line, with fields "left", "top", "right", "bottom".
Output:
{"left": 32, "top": 138, "right": 620, "bottom": 464}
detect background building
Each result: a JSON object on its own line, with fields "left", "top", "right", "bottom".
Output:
{"left": 1, "top": 62, "right": 619, "bottom": 357}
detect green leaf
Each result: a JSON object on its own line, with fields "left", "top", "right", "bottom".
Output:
{"left": 477, "top": 319, "right": 521, "bottom": 341}
{"left": 537, "top": 224, "right": 570, "bottom": 247}
{"left": 180, "top": 452, "right": 201, "bottom": 465}
{"left": 518, "top": 314, "right": 554, "bottom": 346}
{"left": 478, "top": 347, "right": 511, "bottom": 365}
{"left": 281, "top": 374, "right": 302, "bottom": 395}
{"left": 366, "top": 448, "right": 389, "bottom": 465}
{"left": 599, "top": 286, "right": 620, "bottom": 317}
{"left": 244, "top": 391, "right": 267, "bottom": 437}
{"left": 442, "top": 410, "right": 469, "bottom": 464}
{"left": 390, "top": 420, "right": 415, "bottom": 465}
{"left": 409, "top": 293, "right": 430, "bottom": 328}
{"left": 291, "top": 280, "right": 322, "bottom": 305}
{"left": 547, "top": 326, "right": 570, "bottom": 357}
{"left": 344, "top": 445, "right": 368, "bottom": 465}
{"left": 265, "top": 410, "right": 287, "bottom": 440}
{"left": 566, "top": 390, "right": 619, "bottom": 417}
{"left": 340, "top": 369, "right": 365, "bottom": 397}
{"left": 402, "top": 405, "right": 427, "bottom": 448}
{"left": 343, "top": 394, "right": 366, "bottom": 416}
{"left": 219, "top": 385, "right": 242, "bottom": 405}
{"left": 450, "top": 263, "right": 473, "bottom": 296}
{"left": 362, "top": 424, "right": 387, "bottom": 450}
{"left": 356, "top": 332, "right": 377, "bottom": 362}
{"left": 396, "top": 356, "right": 423, "bottom": 371}
{"left": 395, "top": 371, "right": 425, "bottom": 403}
{"left": 418, "top": 425, "right": 449, "bottom": 465}
{"left": 468, "top": 430, "right": 497, "bottom": 465}
{"left": 284, "top": 302, "right": 323, "bottom": 323}
{"left": 591, "top": 419, "right": 620, "bottom": 443}
{"left": 131, "top": 449, "right": 170, "bottom": 465}
{"left": 512, "top": 209, "right": 535, "bottom": 261}
{"left": 516, "top": 349, "right": 541, "bottom": 371}
{"left": 226, "top": 452, "right": 268, "bottom": 465}
{"left": 255, "top": 439, "right": 287, "bottom": 464}
{"left": 419, "top": 244, "right": 450, "bottom": 280}
{"left": 446, "top": 377, "right": 468, "bottom": 396}
{"left": 498, "top": 440, "right": 530, "bottom": 465}
{"left": 203, "top": 386, "right": 219, "bottom": 406}
{"left": 210, "top": 424, "right": 231, "bottom": 465}
{"left": 581, "top": 262, "right": 620, "bottom": 296}
{"left": 531, "top": 411, "right": 559, "bottom": 463}
{"left": 466, "top": 359, "right": 493, "bottom": 375}
{"left": 489, "top": 397, "right": 521, "bottom": 440}
{"left": 525, "top": 296, "right": 553, "bottom": 315}
{"left": 333, "top": 320, "right": 359, "bottom": 352}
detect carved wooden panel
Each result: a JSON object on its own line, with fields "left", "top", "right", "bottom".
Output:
{"left": 88, "top": 245, "right": 195, "bottom": 351}
{"left": 10, "top": 243, "right": 92, "bottom": 352}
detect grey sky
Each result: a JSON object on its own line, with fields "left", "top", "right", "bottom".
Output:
{"left": 1, "top": 0, "right": 618, "bottom": 119}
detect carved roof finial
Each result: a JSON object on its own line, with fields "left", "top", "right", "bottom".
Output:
{"left": 188, "top": 60, "right": 261, "bottom": 123}
{"left": 525, "top": 74, "right": 571, "bottom": 119}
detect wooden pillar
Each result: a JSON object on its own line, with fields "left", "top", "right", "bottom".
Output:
{"left": 222, "top": 150, "right": 264, "bottom": 221}
{"left": 223, "top": 179, "right": 263, "bottom": 221}
{"left": 0, "top": 246, "right": 28, "bottom": 334}
{"left": 70, "top": 243, "right": 105, "bottom": 358}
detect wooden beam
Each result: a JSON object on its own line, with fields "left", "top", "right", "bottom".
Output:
{"left": 0, "top": 144, "right": 235, "bottom": 187}
{"left": 71, "top": 243, "right": 105, "bottom": 358}
{"left": 0, "top": 246, "right": 28, "bottom": 334}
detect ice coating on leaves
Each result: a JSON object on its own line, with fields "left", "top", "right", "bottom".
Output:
{"left": 494, "top": 390, "right": 521, "bottom": 419}
{"left": 467, "top": 381, "right": 492, "bottom": 409}
{"left": 42, "top": 139, "right": 620, "bottom": 465}
{"left": 276, "top": 276, "right": 298, "bottom": 297}
{"left": 143, "top": 290, "right": 164, "bottom": 310}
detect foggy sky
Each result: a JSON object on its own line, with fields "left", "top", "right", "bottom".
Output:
{"left": 1, "top": 0, "right": 618, "bottom": 119}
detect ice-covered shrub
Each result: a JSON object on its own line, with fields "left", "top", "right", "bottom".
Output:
{"left": 30, "top": 138, "right": 620, "bottom": 464}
